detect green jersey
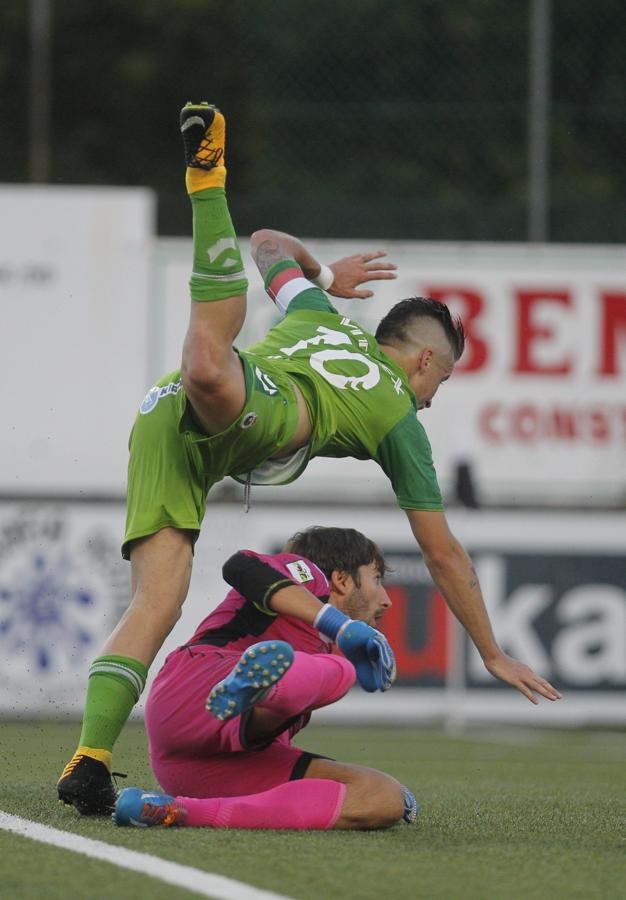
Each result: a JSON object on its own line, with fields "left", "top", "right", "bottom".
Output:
{"left": 124, "top": 264, "right": 443, "bottom": 557}
{"left": 243, "top": 281, "right": 443, "bottom": 511}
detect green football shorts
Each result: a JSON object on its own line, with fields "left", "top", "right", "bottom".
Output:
{"left": 123, "top": 353, "right": 300, "bottom": 558}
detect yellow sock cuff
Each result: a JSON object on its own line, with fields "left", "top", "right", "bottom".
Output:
{"left": 76, "top": 746, "right": 113, "bottom": 771}
{"left": 186, "top": 165, "right": 227, "bottom": 194}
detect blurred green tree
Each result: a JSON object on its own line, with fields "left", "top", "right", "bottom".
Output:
{"left": 1, "top": 0, "right": 623, "bottom": 241}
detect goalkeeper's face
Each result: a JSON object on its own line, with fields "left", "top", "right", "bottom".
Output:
{"left": 343, "top": 562, "right": 391, "bottom": 628}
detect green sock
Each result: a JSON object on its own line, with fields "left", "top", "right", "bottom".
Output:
{"left": 189, "top": 188, "right": 249, "bottom": 301}
{"left": 78, "top": 655, "right": 148, "bottom": 753}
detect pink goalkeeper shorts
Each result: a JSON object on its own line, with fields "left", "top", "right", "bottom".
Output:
{"left": 144, "top": 644, "right": 353, "bottom": 798}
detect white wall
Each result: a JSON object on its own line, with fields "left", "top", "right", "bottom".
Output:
{"left": 1, "top": 186, "right": 155, "bottom": 494}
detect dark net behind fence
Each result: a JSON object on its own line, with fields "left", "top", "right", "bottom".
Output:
{"left": 2, "top": 0, "right": 624, "bottom": 241}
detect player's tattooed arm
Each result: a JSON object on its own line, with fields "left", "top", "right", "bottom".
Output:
{"left": 250, "top": 228, "right": 397, "bottom": 298}
{"left": 406, "top": 508, "right": 562, "bottom": 705}
{"left": 252, "top": 236, "right": 286, "bottom": 280}
{"left": 250, "top": 228, "right": 322, "bottom": 281}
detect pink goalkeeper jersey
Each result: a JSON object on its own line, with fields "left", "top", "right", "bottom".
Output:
{"left": 184, "top": 551, "right": 333, "bottom": 655}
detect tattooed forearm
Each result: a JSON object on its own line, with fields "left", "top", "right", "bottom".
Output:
{"left": 252, "top": 239, "right": 287, "bottom": 279}
{"left": 469, "top": 566, "right": 479, "bottom": 589}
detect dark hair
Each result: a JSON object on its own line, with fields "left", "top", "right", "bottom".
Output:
{"left": 375, "top": 296, "right": 465, "bottom": 361}
{"left": 283, "top": 526, "right": 388, "bottom": 586}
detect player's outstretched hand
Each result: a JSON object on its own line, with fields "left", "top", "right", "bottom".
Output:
{"left": 328, "top": 251, "right": 397, "bottom": 300}
{"left": 485, "top": 652, "right": 563, "bottom": 704}
{"left": 338, "top": 620, "right": 397, "bottom": 692}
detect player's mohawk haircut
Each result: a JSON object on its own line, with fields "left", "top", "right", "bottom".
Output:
{"left": 375, "top": 297, "right": 465, "bottom": 361}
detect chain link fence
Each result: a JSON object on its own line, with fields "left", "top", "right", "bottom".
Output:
{"left": 2, "top": 0, "right": 624, "bottom": 242}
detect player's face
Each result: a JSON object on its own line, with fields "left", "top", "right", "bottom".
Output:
{"left": 412, "top": 350, "right": 454, "bottom": 411}
{"left": 344, "top": 561, "right": 391, "bottom": 627}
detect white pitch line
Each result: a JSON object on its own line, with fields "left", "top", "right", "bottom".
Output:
{"left": 0, "top": 811, "right": 295, "bottom": 900}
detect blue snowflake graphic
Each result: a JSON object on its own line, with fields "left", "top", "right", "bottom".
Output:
{"left": 0, "top": 552, "right": 96, "bottom": 671}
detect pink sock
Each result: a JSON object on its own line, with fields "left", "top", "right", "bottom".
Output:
{"left": 178, "top": 778, "right": 346, "bottom": 830}
{"left": 257, "top": 652, "right": 355, "bottom": 718}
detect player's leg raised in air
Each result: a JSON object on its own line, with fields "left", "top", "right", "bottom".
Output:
{"left": 179, "top": 102, "right": 248, "bottom": 433}
{"left": 57, "top": 103, "right": 252, "bottom": 815}
{"left": 116, "top": 639, "right": 411, "bottom": 831}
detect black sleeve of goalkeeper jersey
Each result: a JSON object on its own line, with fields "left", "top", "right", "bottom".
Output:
{"left": 222, "top": 551, "right": 294, "bottom": 611}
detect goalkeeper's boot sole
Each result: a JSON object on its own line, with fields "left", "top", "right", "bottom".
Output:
{"left": 57, "top": 753, "right": 117, "bottom": 816}
{"left": 113, "top": 788, "right": 185, "bottom": 828}
{"left": 206, "top": 640, "right": 294, "bottom": 721}
{"left": 180, "top": 102, "right": 225, "bottom": 170}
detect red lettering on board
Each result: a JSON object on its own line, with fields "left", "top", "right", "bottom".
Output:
{"left": 597, "top": 292, "right": 626, "bottom": 376}
{"left": 479, "top": 404, "right": 502, "bottom": 443}
{"left": 382, "top": 584, "right": 448, "bottom": 680}
{"left": 549, "top": 408, "right": 578, "bottom": 440}
{"left": 476, "top": 403, "right": 625, "bottom": 444}
{"left": 511, "top": 404, "right": 540, "bottom": 441}
{"left": 513, "top": 290, "right": 573, "bottom": 375}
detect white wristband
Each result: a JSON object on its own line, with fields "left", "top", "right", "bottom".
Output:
{"left": 312, "top": 263, "right": 334, "bottom": 291}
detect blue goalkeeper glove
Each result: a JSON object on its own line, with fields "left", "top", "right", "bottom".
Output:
{"left": 315, "top": 606, "right": 396, "bottom": 693}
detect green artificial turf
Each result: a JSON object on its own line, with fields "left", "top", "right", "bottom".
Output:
{"left": 0, "top": 721, "right": 624, "bottom": 900}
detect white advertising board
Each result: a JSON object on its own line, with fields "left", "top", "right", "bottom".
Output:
{"left": 0, "top": 185, "right": 155, "bottom": 494}
{"left": 1, "top": 501, "right": 623, "bottom": 726}
{"left": 154, "top": 239, "right": 626, "bottom": 506}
